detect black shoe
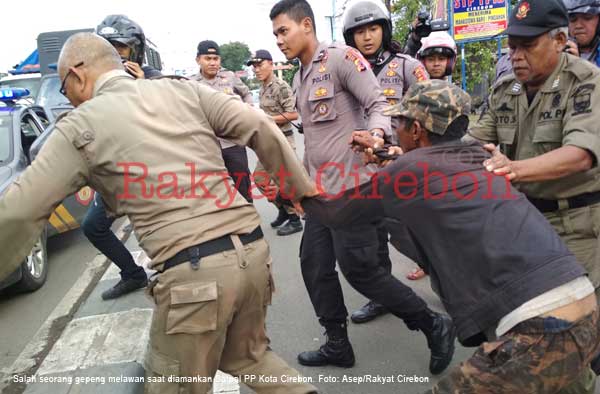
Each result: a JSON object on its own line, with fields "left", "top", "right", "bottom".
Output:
{"left": 297, "top": 323, "right": 355, "bottom": 368}
{"left": 277, "top": 216, "right": 303, "bottom": 236}
{"left": 423, "top": 312, "right": 456, "bottom": 375}
{"left": 270, "top": 207, "right": 290, "bottom": 228}
{"left": 101, "top": 276, "right": 148, "bottom": 300}
{"left": 350, "top": 301, "right": 388, "bottom": 324}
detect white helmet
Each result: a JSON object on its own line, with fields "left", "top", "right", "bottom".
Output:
{"left": 417, "top": 32, "right": 457, "bottom": 76}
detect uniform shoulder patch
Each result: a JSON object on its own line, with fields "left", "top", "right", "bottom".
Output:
{"left": 344, "top": 47, "right": 370, "bottom": 72}
{"left": 413, "top": 65, "right": 428, "bottom": 82}
{"left": 571, "top": 83, "right": 595, "bottom": 116}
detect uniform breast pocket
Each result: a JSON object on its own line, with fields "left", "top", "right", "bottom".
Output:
{"left": 497, "top": 126, "right": 516, "bottom": 145}
{"left": 532, "top": 122, "right": 563, "bottom": 153}
{"left": 166, "top": 281, "right": 218, "bottom": 335}
{"left": 309, "top": 83, "right": 337, "bottom": 123}
{"left": 261, "top": 98, "right": 277, "bottom": 112}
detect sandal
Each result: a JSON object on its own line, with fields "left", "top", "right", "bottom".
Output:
{"left": 406, "top": 267, "right": 427, "bottom": 280}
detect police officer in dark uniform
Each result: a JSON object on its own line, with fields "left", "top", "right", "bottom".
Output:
{"left": 83, "top": 15, "right": 162, "bottom": 300}
{"left": 342, "top": 0, "right": 430, "bottom": 324}
{"left": 190, "top": 40, "right": 254, "bottom": 203}
{"left": 270, "top": 0, "right": 455, "bottom": 375}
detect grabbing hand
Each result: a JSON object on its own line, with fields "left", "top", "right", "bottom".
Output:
{"left": 564, "top": 40, "right": 579, "bottom": 57}
{"left": 350, "top": 130, "right": 384, "bottom": 153}
{"left": 483, "top": 144, "right": 518, "bottom": 181}
{"left": 124, "top": 61, "right": 145, "bottom": 79}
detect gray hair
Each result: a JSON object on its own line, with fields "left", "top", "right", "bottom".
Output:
{"left": 58, "top": 33, "right": 123, "bottom": 76}
{"left": 549, "top": 27, "right": 569, "bottom": 39}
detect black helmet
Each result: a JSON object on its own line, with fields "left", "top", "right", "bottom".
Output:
{"left": 97, "top": 14, "right": 146, "bottom": 65}
{"left": 343, "top": 0, "right": 392, "bottom": 51}
{"left": 563, "top": 0, "right": 600, "bottom": 14}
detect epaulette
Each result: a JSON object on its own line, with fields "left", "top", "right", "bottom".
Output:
{"left": 491, "top": 73, "right": 519, "bottom": 94}
{"left": 563, "top": 53, "right": 599, "bottom": 82}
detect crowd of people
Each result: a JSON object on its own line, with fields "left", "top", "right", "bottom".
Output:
{"left": 1, "top": 0, "right": 600, "bottom": 393}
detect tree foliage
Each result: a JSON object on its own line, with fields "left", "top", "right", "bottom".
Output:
{"left": 220, "top": 42, "right": 251, "bottom": 72}
{"left": 390, "top": 0, "right": 423, "bottom": 46}
{"left": 282, "top": 62, "right": 300, "bottom": 86}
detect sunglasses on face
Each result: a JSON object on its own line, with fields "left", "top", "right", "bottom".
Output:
{"left": 59, "top": 61, "right": 84, "bottom": 97}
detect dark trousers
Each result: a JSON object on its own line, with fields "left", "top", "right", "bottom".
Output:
{"left": 300, "top": 216, "right": 427, "bottom": 328}
{"left": 82, "top": 194, "right": 145, "bottom": 281}
{"left": 221, "top": 145, "right": 252, "bottom": 203}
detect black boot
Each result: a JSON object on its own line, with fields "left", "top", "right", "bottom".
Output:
{"left": 270, "top": 207, "right": 289, "bottom": 228}
{"left": 415, "top": 309, "right": 456, "bottom": 375}
{"left": 351, "top": 301, "right": 388, "bottom": 324}
{"left": 297, "top": 322, "right": 355, "bottom": 368}
{"left": 277, "top": 215, "right": 303, "bottom": 236}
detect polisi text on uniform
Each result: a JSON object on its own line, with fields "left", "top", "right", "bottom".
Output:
{"left": 312, "top": 74, "right": 331, "bottom": 84}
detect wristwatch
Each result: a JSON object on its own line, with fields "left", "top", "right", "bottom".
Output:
{"left": 370, "top": 129, "right": 384, "bottom": 139}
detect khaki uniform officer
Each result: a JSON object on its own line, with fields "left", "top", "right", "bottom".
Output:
{"left": 190, "top": 40, "right": 254, "bottom": 202}
{"left": 248, "top": 49, "right": 304, "bottom": 236}
{"left": 0, "top": 33, "right": 317, "bottom": 394}
{"left": 470, "top": 0, "right": 600, "bottom": 304}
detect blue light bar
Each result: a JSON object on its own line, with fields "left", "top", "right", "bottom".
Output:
{"left": 0, "top": 88, "right": 30, "bottom": 101}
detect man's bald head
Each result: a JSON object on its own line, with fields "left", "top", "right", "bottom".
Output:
{"left": 58, "top": 33, "right": 123, "bottom": 78}
{"left": 58, "top": 33, "right": 125, "bottom": 107}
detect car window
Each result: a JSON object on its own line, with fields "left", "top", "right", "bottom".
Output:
{"left": 36, "top": 75, "right": 70, "bottom": 107}
{"left": 0, "top": 77, "right": 41, "bottom": 100}
{"left": 0, "top": 115, "right": 12, "bottom": 164}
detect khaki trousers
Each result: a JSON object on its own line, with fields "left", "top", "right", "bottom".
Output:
{"left": 543, "top": 202, "right": 600, "bottom": 303}
{"left": 144, "top": 237, "right": 316, "bottom": 394}
{"left": 253, "top": 134, "right": 298, "bottom": 215}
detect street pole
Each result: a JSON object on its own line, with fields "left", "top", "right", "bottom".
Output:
{"left": 331, "top": 0, "right": 337, "bottom": 42}
{"left": 461, "top": 44, "right": 467, "bottom": 91}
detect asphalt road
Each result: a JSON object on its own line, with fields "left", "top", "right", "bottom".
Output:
{"left": 0, "top": 222, "right": 120, "bottom": 373}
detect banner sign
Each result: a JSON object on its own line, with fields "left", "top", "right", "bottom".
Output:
{"left": 452, "top": 0, "right": 508, "bottom": 42}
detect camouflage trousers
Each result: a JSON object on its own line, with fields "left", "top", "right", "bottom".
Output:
{"left": 428, "top": 311, "right": 600, "bottom": 394}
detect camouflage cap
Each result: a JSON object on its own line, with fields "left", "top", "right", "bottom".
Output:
{"left": 384, "top": 80, "right": 471, "bottom": 135}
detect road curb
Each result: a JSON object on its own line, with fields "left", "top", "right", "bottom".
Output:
{"left": 0, "top": 221, "right": 132, "bottom": 394}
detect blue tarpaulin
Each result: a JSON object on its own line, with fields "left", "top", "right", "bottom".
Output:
{"left": 10, "top": 50, "right": 40, "bottom": 75}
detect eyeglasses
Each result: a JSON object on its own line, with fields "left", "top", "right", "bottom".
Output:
{"left": 59, "top": 61, "right": 84, "bottom": 97}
